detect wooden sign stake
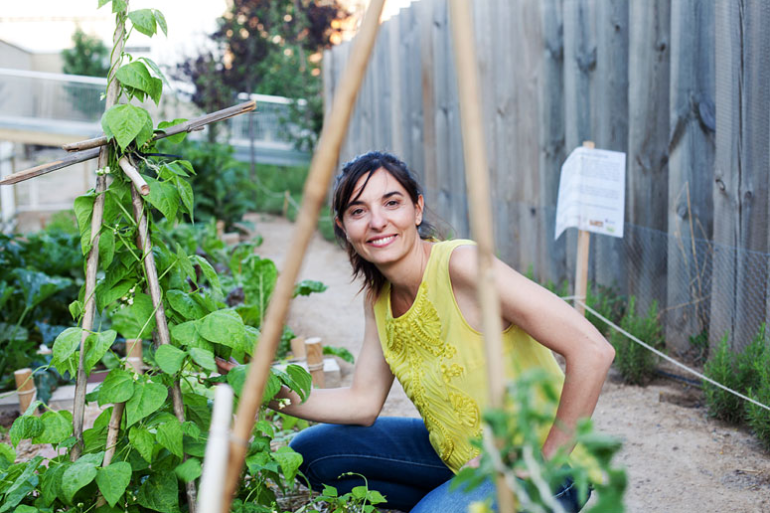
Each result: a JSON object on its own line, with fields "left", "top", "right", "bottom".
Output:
{"left": 220, "top": 0, "right": 387, "bottom": 509}
{"left": 14, "top": 368, "right": 37, "bottom": 414}
{"left": 305, "top": 337, "right": 325, "bottom": 388}
{"left": 574, "top": 141, "right": 595, "bottom": 316}
{"left": 448, "top": 0, "right": 516, "bottom": 510}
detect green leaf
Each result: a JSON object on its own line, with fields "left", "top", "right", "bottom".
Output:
{"left": 0, "top": 456, "right": 42, "bottom": 512}
{"left": 272, "top": 446, "right": 302, "bottom": 483}
{"left": 128, "top": 9, "right": 157, "bottom": 37}
{"left": 9, "top": 415, "right": 42, "bottom": 447}
{"left": 73, "top": 193, "right": 95, "bottom": 254}
{"left": 198, "top": 310, "right": 246, "bottom": 349}
{"left": 96, "top": 461, "right": 132, "bottom": 507}
{"left": 170, "top": 320, "right": 199, "bottom": 346}
{"left": 146, "top": 176, "right": 180, "bottom": 221}
{"left": 174, "top": 457, "right": 201, "bottom": 483}
{"left": 112, "top": 0, "right": 127, "bottom": 13}
{"left": 188, "top": 347, "right": 217, "bottom": 372}
{"left": 110, "top": 292, "right": 156, "bottom": 340}
{"left": 157, "top": 119, "right": 188, "bottom": 144}
{"left": 84, "top": 330, "right": 117, "bottom": 374}
{"left": 61, "top": 457, "right": 98, "bottom": 502}
{"left": 136, "top": 471, "right": 179, "bottom": 512}
{"left": 99, "top": 226, "right": 115, "bottom": 270}
{"left": 0, "top": 443, "right": 16, "bottom": 466}
{"left": 192, "top": 255, "right": 222, "bottom": 299}
{"left": 293, "top": 280, "right": 328, "bottom": 298}
{"left": 140, "top": 57, "right": 169, "bottom": 86}
{"left": 52, "top": 327, "right": 84, "bottom": 368}
{"left": 175, "top": 244, "right": 197, "bottom": 285}
{"left": 324, "top": 345, "right": 355, "bottom": 364}
{"left": 101, "top": 104, "right": 149, "bottom": 152}
{"left": 242, "top": 256, "right": 278, "bottom": 316}
{"left": 32, "top": 410, "right": 73, "bottom": 445}
{"left": 126, "top": 380, "right": 167, "bottom": 427}
{"left": 153, "top": 9, "right": 168, "bottom": 36}
{"left": 116, "top": 61, "right": 161, "bottom": 105}
{"left": 156, "top": 417, "right": 184, "bottom": 458}
{"left": 285, "top": 364, "right": 313, "bottom": 402}
{"left": 98, "top": 368, "right": 135, "bottom": 406}
{"left": 69, "top": 300, "right": 85, "bottom": 321}
{"left": 98, "top": 0, "right": 111, "bottom": 8}
{"left": 156, "top": 344, "right": 186, "bottom": 375}
{"left": 175, "top": 176, "right": 194, "bottom": 220}
{"left": 167, "top": 290, "right": 206, "bottom": 321}
{"left": 129, "top": 426, "right": 155, "bottom": 463}
{"left": 13, "top": 505, "right": 37, "bottom": 513}
{"left": 226, "top": 364, "right": 248, "bottom": 396}
{"left": 97, "top": 279, "right": 133, "bottom": 312}
{"left": 13, "top": 268, "right": 72, "bottom": 310}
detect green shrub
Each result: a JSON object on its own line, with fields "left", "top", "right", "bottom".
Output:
{"left": 609, "top": 296, "right": 664, "bottom": 385}
{"left": 585, "top": 284, "right": 625, "bottom": 337}
{"left": 745, "top": 350, "right": 770, "bottom": 451}
{"left": 704, "top": 333, "right": 743, "bottom": 423}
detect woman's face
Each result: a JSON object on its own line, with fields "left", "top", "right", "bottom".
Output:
{"left": 337, "top": 168, "right": 424, "bottom": 267}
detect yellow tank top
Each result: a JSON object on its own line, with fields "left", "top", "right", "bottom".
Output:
{"left": 373, "top": 239, "right": 568, "bottom": 473}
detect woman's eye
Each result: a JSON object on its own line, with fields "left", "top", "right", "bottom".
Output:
{"left": 386, "top": 200, "right": 400, "bottom": 207}
{"left": 350, "top": 208, "right": 364, "bottom": 217}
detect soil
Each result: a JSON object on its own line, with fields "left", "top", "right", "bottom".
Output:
{"left": 251, "top": 213, "right": 770, "bottom": 513}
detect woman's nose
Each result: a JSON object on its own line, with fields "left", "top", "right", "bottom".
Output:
{"left": 369, "top": 208, "right": 387, "bottom": 230}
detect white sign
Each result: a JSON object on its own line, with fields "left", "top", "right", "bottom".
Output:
{"left": 554, "top": 146, "right": 626, "bottom": 240}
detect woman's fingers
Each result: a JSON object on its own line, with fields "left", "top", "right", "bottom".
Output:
{"left": 215, "top": 356, "right": 238, "bottom": 374}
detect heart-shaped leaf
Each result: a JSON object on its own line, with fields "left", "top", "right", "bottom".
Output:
{"left": 126, "top": 380, "right": 167, "bottom": 427}
{"left": 96, "top": 461, "right": 132, "bottom": 507}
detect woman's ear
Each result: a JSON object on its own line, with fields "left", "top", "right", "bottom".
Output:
{"left": 335, "top": 217, "right": 348, "bottom": 239}
{"left": 415, "top": 194, "right": 425, "bottom": 226}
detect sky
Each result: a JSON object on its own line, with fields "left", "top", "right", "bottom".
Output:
{"left": 0, "top": 0, "right": 415, "bottom": 68}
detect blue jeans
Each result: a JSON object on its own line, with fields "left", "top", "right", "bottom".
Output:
{"left": 289, "top": 417, "right": 589, "bottom": 512}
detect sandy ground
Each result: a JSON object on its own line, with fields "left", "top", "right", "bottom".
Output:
{"left": 252, "top": 213, "right": 770, "bottom": 513}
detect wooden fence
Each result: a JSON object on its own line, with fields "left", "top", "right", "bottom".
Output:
{"left": 322, "top": 0, "right": 770, "bottom": 354}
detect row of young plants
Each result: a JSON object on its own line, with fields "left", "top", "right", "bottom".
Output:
{"left": 0, "top": 2, "right": 346, "bottom": 511}
{"left": 555, "top": 278, "right": 770, "bottom": 452}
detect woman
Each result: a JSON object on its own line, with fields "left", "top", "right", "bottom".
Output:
{"left": 271, "top": 152, "right": 614, "bottom": 511}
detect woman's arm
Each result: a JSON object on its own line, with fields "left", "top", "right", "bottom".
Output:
{"left": 265, "top": 297, "right": 395, "bottom": 426}
{"left": 449, "top": 246, "right": 615, "bottom": 458}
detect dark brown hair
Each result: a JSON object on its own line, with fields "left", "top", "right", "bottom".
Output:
{"left": 332, "top": 151, "right": 435, "bottom": 295}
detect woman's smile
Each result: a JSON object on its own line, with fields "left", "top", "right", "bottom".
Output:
{"left": 368, "top": 234, "right": 397, "bottom": 247}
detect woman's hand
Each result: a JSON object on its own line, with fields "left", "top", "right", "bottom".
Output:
{"left": 215, "top": 356, "right": 240, "bottom": 375}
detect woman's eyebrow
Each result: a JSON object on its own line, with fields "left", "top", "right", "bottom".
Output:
{"left": 347, "top": 191, "right": 404, "bottom": 208}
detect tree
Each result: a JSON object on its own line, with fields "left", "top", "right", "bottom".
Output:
{"left": 61, "top": 27, "right": 110, "bottom": 77}
{"left": 175, "top": 0, "right": 345, "bottom": 148}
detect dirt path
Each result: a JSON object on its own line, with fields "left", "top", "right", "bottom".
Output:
{"left": 252, "top": 213, "right": 770, "bottom": 513}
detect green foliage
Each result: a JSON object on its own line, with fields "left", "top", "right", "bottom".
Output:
{"left": 745, "top": 350, "right": 770, "bottom": 451}
{"left": 585, "top": 284, "right": 625, "bottom": 338}
{"left": 704, "top": 325, "right": 768, "bottom": 426}
{"left": 61, "top": 28, "right": 109, "bottom": 77}
{"left": 454, "top": 370, "right": 626, "bottom": 513}
{"left": 292, "top": 473, "right": 387, "bottom": 513}
{"left": 175, "top": 0, "right": 345, "bottom": 147}
{"left": 609, "top": 297, "right": 664, "bottom": 386}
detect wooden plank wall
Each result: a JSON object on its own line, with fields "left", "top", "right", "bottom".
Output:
{"left": 324, "top": 0, "right": 770, "bottom": 353}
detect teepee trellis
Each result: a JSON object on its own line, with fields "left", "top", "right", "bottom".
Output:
{"left": 0, "top": 4, "right": 255, "bottom": 511}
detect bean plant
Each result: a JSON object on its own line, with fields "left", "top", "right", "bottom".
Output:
{"left": 0, "top": 2, "right": 321, "bottom": 511}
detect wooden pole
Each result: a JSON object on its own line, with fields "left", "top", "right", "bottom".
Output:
{"left": 0, "top": 101, "right": 255, "bottom": 187}
{"left": 14, "top": 368, "right": 36, "bottom": 414}
{"left": 126, "top": 338, "right": 143, "bottom": 374}
{"left": 71, "top": 4, "right": 127, "bottom": 462}
{"left": 290, "top": 336, "right": 306, "bottom": 360}
{"left": 221, "top": 0, "right": 387, "bottom": 508}
{"left": 304, "top": 337, "right": 325, "bottom": 388}
{"left": 130, "top": 186, "right": 197, "bottom": 512}
{"left": 118, "top": 157, "right": 150, "bottom": 196}
{"left": 62, "top": 100, "right": 256, "bottom": 152}
{"left": 574, "top": 141, "right": 595, "bottom": 316}
{"left": 448, "top": 1, "right": 516, "bottom": 511}
{"left": 197, "top": 384, "right": 234, "bottom": 513}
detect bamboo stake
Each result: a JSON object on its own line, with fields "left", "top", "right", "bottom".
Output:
{"left": 118, "top": 157, "right": 150, "bottom": 195}
{"left": 448, "top": 1, "right": 516, "bottom": 511}
{"left": 71, "top": 5, "right": 127, "bottom": 462}
{"left": 62, "top": 100, "right": 256, "bottom": 152}
{"left": 574, "top": 141, "right": 595, "bottom": 316}
{"left": 305, "top": 338, "right": 325, "bottom": 388}
{"left": 130, "top": 185, "right": 197, "bottom": 512}
{"left": 0, "top": 101, "right": 255, "bottom": 187}
{"left": 0, "top": 148, "right": 100, "bottom": 186}
{"left": 197, "top": 384, "right": 234, "bottom": 513}
{"left": 221, "top": 0, "right": 387, "bottom": 508}
{"left": 14, "top": 368, "right": 36, "bottom": 414}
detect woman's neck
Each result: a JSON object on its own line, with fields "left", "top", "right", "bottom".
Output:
{"left": 379, "top": 239, "right": 433, "bottom": 301}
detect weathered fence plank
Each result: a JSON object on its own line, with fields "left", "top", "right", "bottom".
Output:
{"left": 539, "top": 0, "right": 568, "bottom": 287}
{"left": 592, "top": 0, "right": 629, "bottom": 297}
{"left": 666, "top": 0, "right": 715, "bottom": 352}
{"left": 626, "top": 0, "right": 671, "bottom": 316}
{"left": 418, "top": 0, "right": 438, "bottom": 210}
{"left": 399, "top": 4, "right": 424, "bottom": 183}
{"left": 710, "top": 0, "right": 770, "bottom": 351}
